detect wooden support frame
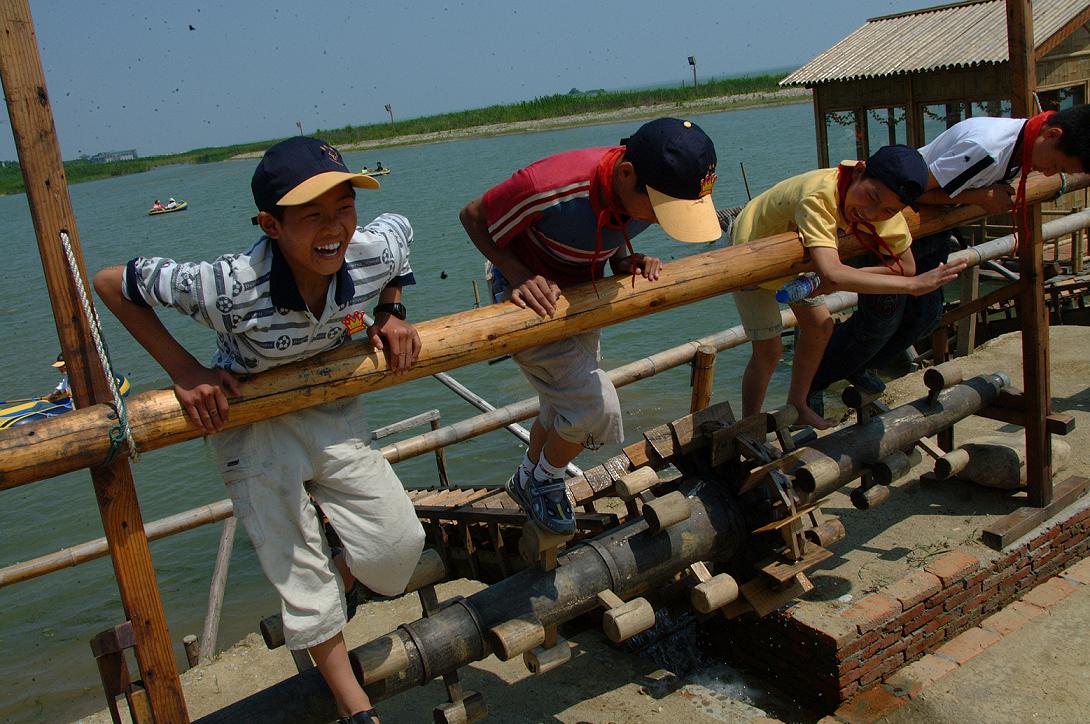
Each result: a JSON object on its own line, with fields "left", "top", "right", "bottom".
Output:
{"left": 981, "top": 476, "right": 1090, "bottom": 550}
{"left": 1008, "top": 0, "right": 1054, "bottom": 508}
{"left": 0, "top": 2, "right": 187, "bottom": 720}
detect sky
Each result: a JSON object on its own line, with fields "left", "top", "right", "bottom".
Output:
{"left": 0, "top": 0, "right": 930, "bottom": 160}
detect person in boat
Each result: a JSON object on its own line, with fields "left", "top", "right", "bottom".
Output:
{"left": 374, "top": 161, "right": 385, "bottom": 172}
{"left": 807, "top": 105, "right": 1090, "bottom": 414}
{"left": 94, "top": 136, "right": 423, "bottom": 724}
{"left": 165, "top": 197, "right": 178, "bottom": 209}
{"left": 45, "top": 353, "right": 70, "bottom": 402}
{"left": 460, "top": 117, "right": 719, "bottom": 535}
{"left": 731, "top": 145, "right": 968, "bottom": 430}
{"left": 150, "top": 199, "right": 165, "bottom": 212}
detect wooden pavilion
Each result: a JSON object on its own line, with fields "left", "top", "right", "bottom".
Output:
{"left": 782, "top": 0, "right": 1090, "bottom": 170}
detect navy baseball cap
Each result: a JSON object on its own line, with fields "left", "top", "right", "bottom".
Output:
{"left": 622, "top": 118, "right": 720, "bottom": 243}
{"left": 864, "top": 145, "right": 928, "bottom": 207}
{"left": 251, "top": 137, "right": 378, "bottom": 215}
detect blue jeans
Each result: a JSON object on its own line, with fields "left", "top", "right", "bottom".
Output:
{"left": 809, "top": 233, "right": 955, "bottom": 394}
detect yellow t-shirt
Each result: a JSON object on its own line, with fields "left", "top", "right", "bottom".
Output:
{"left": 730, "top": 163, "right": 912, "bottom": 289}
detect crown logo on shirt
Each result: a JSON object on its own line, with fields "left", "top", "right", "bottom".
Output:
{"left": 699, "top": 167, "right": 718, "bottom": 198}
{"left": 342, "top": 310, "right": 367, "bottom": 336}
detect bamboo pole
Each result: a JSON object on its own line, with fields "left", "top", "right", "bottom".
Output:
{"left": 0, "top": 2, "right": 187, "bottom": 720}
{"left": 199, "top": 517, "right": 236, "bottom": 664}
{"left": 1008, "top": 0, "right": 1053, "bottom": 507}
{"left": 0, "top": 172, "right": 1082, "bottom": 491}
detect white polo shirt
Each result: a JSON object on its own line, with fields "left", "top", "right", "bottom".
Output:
{"left": 123, "top": 213, "right": 415, "bottom": 374}
{"left": 920, "top": 117, "right": 1026, "bottom": 198}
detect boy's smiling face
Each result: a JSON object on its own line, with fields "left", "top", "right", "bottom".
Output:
{"left": 842, "top": 163, "right": 907, "bottom": 225}
{"left": 260, "top": 182, "right": 358, "bottom": 289}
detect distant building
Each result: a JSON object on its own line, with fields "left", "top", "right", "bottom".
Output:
{"left": 85, "top": 149, "right": 138, "bottom": 163}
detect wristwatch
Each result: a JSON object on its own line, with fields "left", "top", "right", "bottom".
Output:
{"left": 373, "top": 302, "right": 407, "bottom": 320}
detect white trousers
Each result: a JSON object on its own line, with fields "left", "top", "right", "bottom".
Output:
{"left": 210, "top": 396, "right": 424, "bottom": 650}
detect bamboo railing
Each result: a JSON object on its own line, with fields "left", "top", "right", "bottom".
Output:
{"left": 0, "top": 170, "right": 1083, "bottom": 491}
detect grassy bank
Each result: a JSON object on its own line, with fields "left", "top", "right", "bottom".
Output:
{"left": 0, "top": 72, "right": 788, "bottom": 195}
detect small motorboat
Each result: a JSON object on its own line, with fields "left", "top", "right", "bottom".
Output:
{"left": 148, "top": 201, "right": 188, "bottom": 216}
{"left": 0, "top": 375, "right": 131, "bottom": 429}
{"left": 360, "top": 167, "right": 391, "bottom": 177}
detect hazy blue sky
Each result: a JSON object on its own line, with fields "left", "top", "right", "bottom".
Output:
{"left": 1, "top": 0, "right": 927, "bottom": 160}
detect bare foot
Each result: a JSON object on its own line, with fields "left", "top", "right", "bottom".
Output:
{"left": 795, "top": 405, "right": 835, "bottom": 430}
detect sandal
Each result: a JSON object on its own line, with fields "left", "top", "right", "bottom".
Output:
{"left": 339, "top": 708, "right": 379, "bottom": 723}
{"left": 504, "top": 468, "right": 532, "bottom": 512}
{"left": 527, "top": 478, "right": 576, "bottom": 535}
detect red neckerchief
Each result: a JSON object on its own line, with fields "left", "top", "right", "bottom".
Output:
{"left": 590, "top": 146, "right": 637, "bottom": 293}
{"left": 836, "top": 164, "right": 905, "bottom": 275}
{"left": 1013, "top": 111, "right": 1056, "bottom": 251}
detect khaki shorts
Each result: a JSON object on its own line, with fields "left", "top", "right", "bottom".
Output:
{"left": 513, "top": 330, "right": 623, "bottom": 449}
{"left": 733, "top": 286, "right": 826, "bottom": 341}
{"left": 210, "top": 396, "right": 424, "bottom": 650}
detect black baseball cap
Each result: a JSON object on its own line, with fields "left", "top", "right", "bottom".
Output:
{"left": 864, "top": 145, "right": 928, "bottom": 207}
{"left": 251, "top": 137, "right": 378, "bottom": 215}
{"left": 622, "top": 117, "right": 720, "bottom": 243}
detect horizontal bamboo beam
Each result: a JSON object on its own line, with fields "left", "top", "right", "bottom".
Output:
{"left": 0, "top": 172, "right": 1082, "bottom": 489}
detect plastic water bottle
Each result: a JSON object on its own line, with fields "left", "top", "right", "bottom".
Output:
{"left": 775, "top": 273, "right": 821, "bottom": 304}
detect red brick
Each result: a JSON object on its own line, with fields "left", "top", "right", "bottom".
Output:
{"left": 1061, "top": 556, "right": 1090, "bottom": 585}
{"left": 1034, "top": 546, "right": 1063, "bottom": 572}
{"left": 902, "top": 603, "right": 945, "bottom": 634}
{"left": 860, "top": 654, "right": 905, "bottom": 688}
{"left": 906, "top": 627, "right": 948, "bottom": 660}
{"left": 934, "top": 626, "right": 1002, "bottom": 665}
{"left": 839, "top": 629, "right": 880, "bottom": 657}
{"left": 925, "top": 550, "right": 980, "bottom": 585}
{"left": 885, "top": 654, "right": 958, "bottom": 698}
{"left": 885, "top": 569, "right": 943, "bottom": 610}
{"left": 1020, "top": 577, "right": 1077, "bottom": 610}
{"left": 833, "top": 685, "right": 907, "bottom": 723}
{"left": 980, "top": 606, "right": 1032, "bottom": 636}
{"left": 855, "top": 631, "right": 902, "bottom": 662}
{"left": 843, "top": 648, "right": 892, "bottom": 685}
{"left": 923, "top": 610, "right": 953, "bottom": 636}
{"left": 1008, "top": 600, "right": 1048, "bottom": 620}
{"left": 841, "top": 593, "right": 900, "bottom": 634}
{"left": 1029, "top": 526, "right": 1059, "bottom": 550}
{"left": 943, "top": 582, "right": 984, "bottom": 612}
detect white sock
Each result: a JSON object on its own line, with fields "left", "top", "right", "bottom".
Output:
{"left": 518, "top": 452, "right": 535, "bottom": 483}
{"left": 532, "top": 455, "right": 566, "bottom": 483}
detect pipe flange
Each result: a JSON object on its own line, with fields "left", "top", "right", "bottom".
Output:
{"left": 584, "top": 538, "right": 622, "bottom": 591}
{"left": 398, "top": 623, "right": 433, "bottom": 684}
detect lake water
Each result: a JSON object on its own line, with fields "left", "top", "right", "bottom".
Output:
{"left": 0, "top": 102, "right": 819, "bottom": 722}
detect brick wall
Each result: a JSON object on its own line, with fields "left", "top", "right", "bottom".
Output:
{"left": 707, "top": 502, "right": 1090, "bottom": 707}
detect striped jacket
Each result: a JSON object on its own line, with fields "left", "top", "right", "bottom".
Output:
{"left": 123, "top": 213, "right": 415, "bottom": 374}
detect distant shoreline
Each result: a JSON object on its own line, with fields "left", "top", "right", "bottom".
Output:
{"left": 230, "top": 88, "right": 811, "bottom": 159}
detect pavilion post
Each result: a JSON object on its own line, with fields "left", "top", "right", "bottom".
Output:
{"left": 1006, "top": 0, "right": 1053, "bottom": 507}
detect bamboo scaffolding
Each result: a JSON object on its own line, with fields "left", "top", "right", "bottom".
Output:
{"left": 0, "top": 171, "right": 1082, "bottom": 490}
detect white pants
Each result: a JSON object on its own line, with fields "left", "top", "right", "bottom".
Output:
{"left": 210, "top": 396, "right": 424, "bottom": 650}
{"left": 513, "top": 330, "right": 623, "bottom": 450}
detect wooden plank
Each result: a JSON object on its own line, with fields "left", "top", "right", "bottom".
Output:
{"left": 623, "top": 439, "right": 661, "bottom": 470}
{"left": 739, "top": 573, "right": 814, "bottom": 617}
{"left": 981, "top": 476, "right": 1090, "bottom": 550}
{"left": 976, "top": 407, "right": 1075, "bottom": 435}
{"left": 710, "top": 414, "right": 771, "bottom": 467}
{"left": 759, "top": 545, "right": 833, "bottom": 586}
{"left": 751, "top": 503, "right": 821, "bottom": 535}
{"left": 643, "top": 423, "right": 677, "bottom": 461}
{"left": 669, "top": 400, "right": 735, "bottom": 456}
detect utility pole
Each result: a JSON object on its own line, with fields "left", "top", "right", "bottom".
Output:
{"left": 295, "top": 120, "right": 303, "bottom": 135}
{"left": 385, "top": 103, "right": 394, "bottom": 124}
{"left": 688, "top": 55, "right": 697, "bottom": 88}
